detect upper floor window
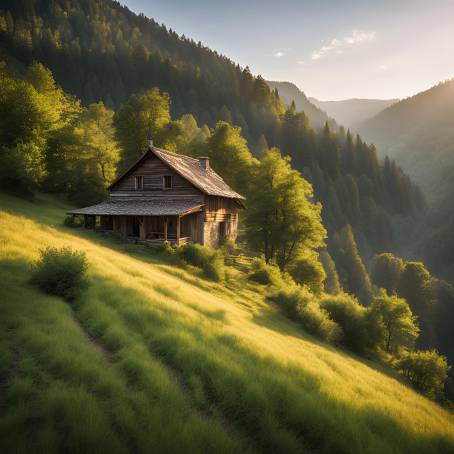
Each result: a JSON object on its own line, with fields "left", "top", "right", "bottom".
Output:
{"left": 163, "top": 175, "right": 172, "bottom": 189}
{"left": 135, "top": 175, "right": 144, "bottom": 190}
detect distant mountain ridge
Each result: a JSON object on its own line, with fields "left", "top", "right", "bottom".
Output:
{"left": 309, "top": 97, "right": 398, "bottom": 129}
{"left": 266, "top": 80, "right": 329, "bottom": 127}
{"left": 357, "top": 78, "right": 454, "bottom": 282}
{"left": 357, "top": 79, "right": 454, "bottom": 203}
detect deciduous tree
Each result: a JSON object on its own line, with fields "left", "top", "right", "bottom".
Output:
{"left": 245, "top": 148, "right": 326, "bottom": 271}
{"left": 370, "top": 293, "right": 419, "bottom": 353}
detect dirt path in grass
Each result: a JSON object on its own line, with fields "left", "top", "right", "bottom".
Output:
{"left": 143, "top": 345, "right": 245, "bottom": 446}
{"left": 71, "top": 311, "right": 115, "bottom": 364}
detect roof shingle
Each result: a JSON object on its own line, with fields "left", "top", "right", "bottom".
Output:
{"left": 152, "top": 147, "right": 245, "bottom": 200}
{"left": 68, "top": 198, "right": 204, "bottom": 216}
{"left": 109, "top": 146, "right": 245, "bottom": 201}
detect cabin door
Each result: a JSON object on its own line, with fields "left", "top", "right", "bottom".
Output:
{"left": 219, "top": 221, "right": 227, "bottom": 241}
{"left": 132, "top": 216, "right": 140, "bottom": 237}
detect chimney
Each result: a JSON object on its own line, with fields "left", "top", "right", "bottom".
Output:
{"left": 199, "top": 157, "right": 209, "bottom": 170}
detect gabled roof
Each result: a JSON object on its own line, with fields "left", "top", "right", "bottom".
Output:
{"left": 68, "top": 198, "right": 204, "bottom": 216}
{"left": 109, "top": 146, "right": 245, "bottom": 201}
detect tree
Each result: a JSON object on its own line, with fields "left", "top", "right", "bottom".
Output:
{"left": 289, "top": 250, "right": 326, "bottom": 295}
{"left": 204, "top": 121, "right": 258, "bottom": 194}
{"left": 331, "top": 225, "right": 373, "bottom": 305}
{"left": 0, "top": 144, "right": 36, "bottom": 197}
{"left": 318, "top": 122, "right": 339, "bottom": 180}
{"left": 371, "top": 253, "right": 405, "bottom": 294}
{"left": 113, "top": 88, "right": 171, "bottom": 169}
{"left": 25, "top": 62, "right": 80, "bottom": 129}
{"left": 398, "top": 261, "right": 436, "bottom": 347}
{"left": 370, "top": 293, "right": 419, "bottom": 353}
{"left": 245, "top": 148, "right": 326, "bottom": 270}
{"left": 0, "top": 63, "right": 48, "bottom": 147}
{"left": 395, "top": 349, "right": 450, "bottom": 399}
{"left": 319, "top": 250, "right": 342, "bottom": 294}
{"left": 81, "top": 102, "right": 119, "bottom": 185}
{"left": 44, "top": 103, "right": 118, "bottom": 206}
{"left": 0, "top": 61, "right": 79, "bottom": 195}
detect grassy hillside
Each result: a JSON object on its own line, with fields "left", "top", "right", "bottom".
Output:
{"left": 309, "top": 97, "right": 398, "bottom": 129}
{"left": 1, "top": 193, "right": 454, "bottom": 453}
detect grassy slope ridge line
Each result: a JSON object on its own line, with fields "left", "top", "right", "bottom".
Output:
{"left": 0, "top": 193, "right": 453, "bottom": 453}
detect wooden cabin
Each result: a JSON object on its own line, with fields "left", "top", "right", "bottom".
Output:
{"left": 69, "top": 145, "right": 245, "bottom": 247}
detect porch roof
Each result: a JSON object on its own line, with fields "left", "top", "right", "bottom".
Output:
{"left": 68, "top": 198, "right": 204, "bottom": 217}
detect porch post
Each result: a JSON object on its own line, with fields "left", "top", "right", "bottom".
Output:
{"left": 139, "top": 216, "right": 146, "bottom": 240}
{"left": 164, "top": 217, "right": 168, "bottom": 242}
{"left": 176, "top": 215, "right": 181, "bottom": 246}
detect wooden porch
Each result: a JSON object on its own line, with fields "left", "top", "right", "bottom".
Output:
{"left": 83, "top": 212, "right": 200, "bottom": 246}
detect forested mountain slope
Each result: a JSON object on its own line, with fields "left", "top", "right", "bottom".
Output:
{"left": 0, "top": 0, "right": 285, "bottom": 149}
{"left": 357, "top": 79, "right": 454, "bottom": 203}
{"left": 266, "top": 80, "right": 330, "bottom": 127}
{"left": 310, "top": 97, "right": 398, "bottom": 129}
{"left": 1, "top": 192, "right": 453, "bottom": 453}
{"left": 357, "top": 79, "right": 454, "bottom": 281}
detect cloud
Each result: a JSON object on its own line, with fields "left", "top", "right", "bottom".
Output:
{"left": 273, "top": 51, "right": 284, "bottom": 58}
{"left": 311, "top": 29, "right": 375, "bottom": 60}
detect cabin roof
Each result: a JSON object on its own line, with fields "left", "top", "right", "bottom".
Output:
{"left": 68, "top": 198, "right": 204, "bottom": 217}
{"left": 109, "top": 146, "right": 246, "bottom": 201}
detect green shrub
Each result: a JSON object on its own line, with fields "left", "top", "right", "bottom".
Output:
{"left": 30, "top": 247, "right": 88, "bottom": 301}
{"left": 268, "top": 285, "right": 341, "bottom": 343}
{"left": 320, "top": 294, "right": 391, "bottom": 356}
{"left": 289, "top": 252, "right": 326, "bottom": 295}
{"left": 63, "top": 215, "right": 83, "bottom": 228}
{"left": 248, "top": 258, "right": 283, "bottom": 286}
{"left": 178, "top": 243, "right": 225, "bottom": 281}
{"left": 320, "top": 294, "right": 370, "bottom": 354}
{"left": 220, "top": 237, "right": 238, "bottom": 255}
{"left": 151, "top": 241, "right": 175, "bottom": 255}
{"left": 147, "top": 241, "right": 181, "bottom": 265}
{"left": 395, "top": 349, "right": 450, "bottom": 399}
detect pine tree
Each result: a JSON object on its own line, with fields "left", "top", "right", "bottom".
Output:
{"left": 331, "top": 225, "right": 373, "bottom": 305}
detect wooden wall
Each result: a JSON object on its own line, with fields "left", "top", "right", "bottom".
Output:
{"left": 111, "top": 154, "right": 203, "bottom": 201}
{"left": 203, "top": 196, "right": 239, "bottom": 247}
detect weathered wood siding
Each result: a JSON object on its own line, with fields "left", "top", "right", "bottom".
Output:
{"left": 202, "top": 196, "right": 239, "bottom": 247}
{"left": 108, "top": 155, "right": 240, "bottom": 247}
{"left": 110, "top": 154, "right": 203, "bottom": 201}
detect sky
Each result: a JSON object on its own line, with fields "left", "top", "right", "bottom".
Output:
{"left": 123, "top": 0, "right": 454, "bottom": 100}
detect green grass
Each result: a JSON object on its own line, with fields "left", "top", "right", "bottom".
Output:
{"left": 1, "top": 192, "right": 454, "bottom": 453}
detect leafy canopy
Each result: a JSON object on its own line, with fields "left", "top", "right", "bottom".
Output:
{"left": 370, "top": 292, "right": 420, "bottom": 353}
{"left": 245, "top": 148, "right": 326, "bottom": 271}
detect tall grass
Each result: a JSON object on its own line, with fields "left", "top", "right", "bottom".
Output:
{"left": 1, "top": 192, "right": 454, "bottom": 453}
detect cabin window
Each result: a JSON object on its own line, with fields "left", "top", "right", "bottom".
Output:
{"left": 135, "top": 175, "right": 144, "bottom": 190}
{"left": 163, "top": 175, "right": 172, "bottom": 189}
